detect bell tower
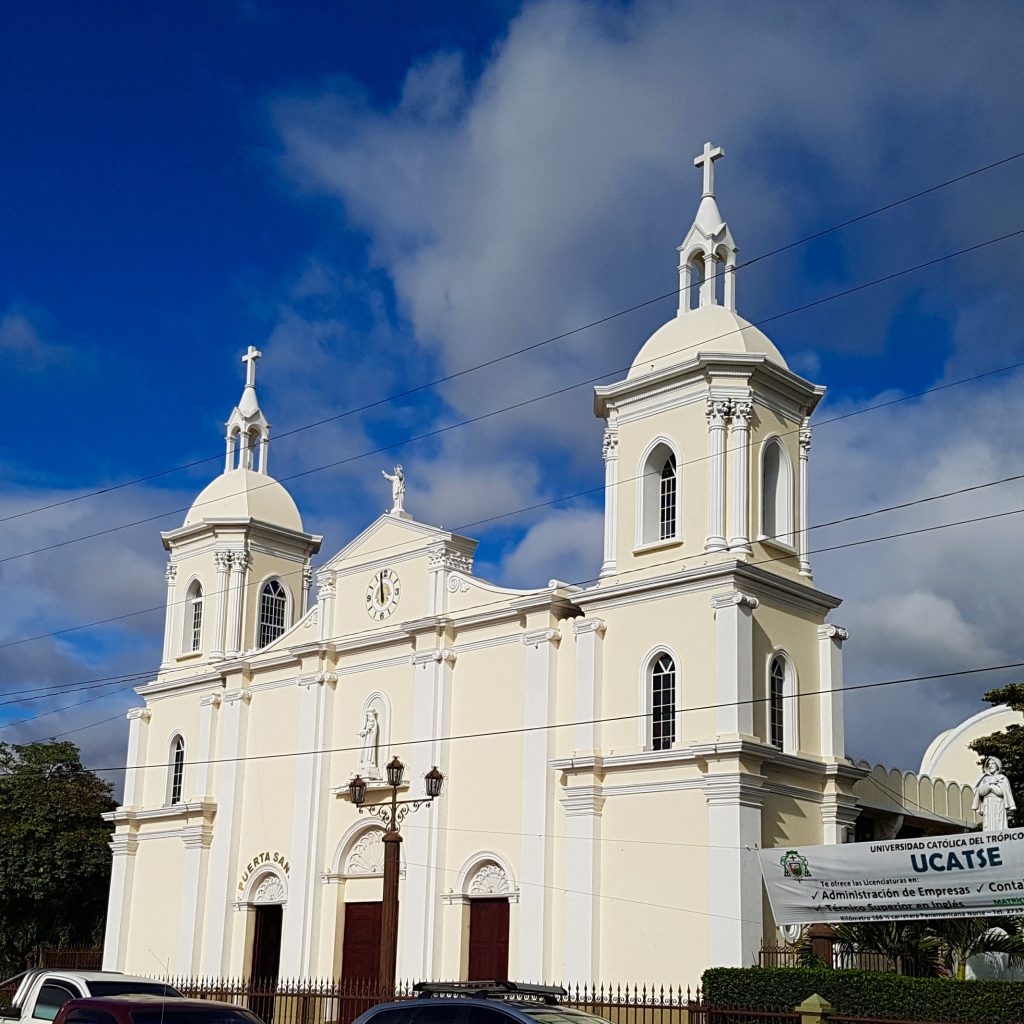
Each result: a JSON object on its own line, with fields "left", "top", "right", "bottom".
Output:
{"left": 158, "top": 349, "right": 322, "bottom": 668}
{"left": 594, "top": 142, "right": 824, "bottom": 584}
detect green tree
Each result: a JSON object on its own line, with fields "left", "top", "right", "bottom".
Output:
{"left": 970, "top": 682, "right": 1024, "bottom": 827}
{"left": 0, "top": 740, "right": 117, "bottom": 974}
{"left": 927, "top": 917, "right": 1024, "bottom": 980}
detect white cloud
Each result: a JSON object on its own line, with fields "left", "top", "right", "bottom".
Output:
{"left": 0, "top": 307, "right": 70, "bottom": 371}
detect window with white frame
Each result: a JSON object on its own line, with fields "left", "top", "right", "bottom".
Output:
{"left": 258, "top": 579, "right": 287, "bottom": 648}
{"left": 639, "top": 441, "right": 680, "bottom": 545}
{"left": 650, "top": 653, "right": 677, "bottom": 751}
{"left": 184, "top": 580, "right": 203, "bottom": 653}
{"left": 169, "top": 735, "right": 185, "bottom": 804}
{"left": 761, "top": 438, "right": 793, "bottom": 544}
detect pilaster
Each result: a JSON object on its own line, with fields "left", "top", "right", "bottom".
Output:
{"left": 211, "top": 551, "right": 231, "bottom": 660}
{"left": 518, "top": 627, "right": 560, "bottom": 980}
{"left": 225, "top": 548, "right": 250, "bottom": 659}
{"left": 560, "top": 786, "right": 605, "bottom": 983}
{"left": 316, "top": 570, "right": 336, "bottom": 643}
{"left": 101, "top": 834, "right": 139, "bottom": 971}
{"left": 399, "top": 645, "right": 457, "bottom": 980}
{"left": 281, "top": 671, "right": 337, "bottom": 975}
{"left": 600, "top": 428, "right": 619, "bottom": 578}
{"left": 177, "top": 825, "right": 214, "bottom": 973}
{"left": 727, "top": 400, "right": 753, "bottom": 554}
{"left": 704, "top": 771, "right": 764, "bottom": 967}
{"left": 817, "top": 624, "right": 848, "bottom": 760}
{"left": 121, "top": 707, "right": 152, "bottom": 809}
{"left": 705, "top": 400, "right": 729, "bottom": 552}
{"left": 798, "top": 423, "right": 812, "bottom": 577}
{"left": 161, "top": 564, "right": 178, "bottom": 664}
{"left": 201, "top": 687, "right": 251, "bottom": 975}
{"left": 194, "top": 694, "right": 221, "bottom": 800}
{"left": 572, "top": 618, "right": 606, "bottom": 756}
{"left": 711, "top": 592, "right": 758, "bottom": 737}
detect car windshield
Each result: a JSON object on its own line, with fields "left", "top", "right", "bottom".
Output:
{"left": 131, "top": 1011, "right": 261, "bottom": 1024}
{"left": 517, "top": 1011, "right": 609, "bottom": 1024}
{"left": 86, "top": 986, "right": 182, "bottom": 999}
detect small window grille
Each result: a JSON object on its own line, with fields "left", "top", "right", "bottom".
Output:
{"left": 258, "top": 579, "right": 287, "bottom": 648}
{"left": 170, "top": 736, "right": 185, "bottom": 805}
{"left": 770, "top": 656, "right": 786, "bottom": 750}
{"left": 190, "top": 592, "right": 203, "bottom": 652}
{"left": 651, "top": 653, "right": 676, "bottom": 751}
{"left": 659, "top": 454, "right": 677, "bottom": 541}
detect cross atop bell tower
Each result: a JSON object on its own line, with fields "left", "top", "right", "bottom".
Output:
{"left": 694, "top": 141, "right": 724, "bottom": 198}
{"left": 677, "top": 140, "right": 738, "bottom": 315}
{"left": 242, "top": 344, "right": 262, "bottom": 388}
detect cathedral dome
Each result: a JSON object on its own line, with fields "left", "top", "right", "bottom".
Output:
{"left": 628, "top": 305, "right": 787, "bottom": 380}
{"left": 184, "top": 468, "right": 304, "bottom": 531}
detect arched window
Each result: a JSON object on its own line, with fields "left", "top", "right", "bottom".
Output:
{"left": 639, "top": 441, "right": 680, "bottom": 545}
{"left": 761, "top": 438, "right": 793, "bottom": 545}
{"left": 169, "top": 735, "right": 185, "bottom": 805}
{"left": 769, "top": 656, "right": 785, "bottom": 751}
{"left": 768, "top": 653, "right": 798, "bottom": 754}
{"left": 184, "top": 580, "right": 203, "bottom": 653}
{"left": 651, "top": 653, "right": 677, "bottom": 751}
{"left": 258, "top": 579, "right": 288, "bottom": 648}
{"left": 688, "top": 254, "right": 704, "bottom": 310}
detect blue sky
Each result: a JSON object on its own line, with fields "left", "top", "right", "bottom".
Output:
{"left": 2, "top": 0, "right": 1024, "bottom": 783}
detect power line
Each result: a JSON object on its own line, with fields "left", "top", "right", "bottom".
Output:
{"left": 81, "top": 658, "right": 1024, "bottom": 774}
{"left": 1, "top": 460, "right": 1021, "bottom": 673}
{"left": 7, "top": 146, "right": 1022, "bottom": 528}
{"left": 3, "top": 223, "right": 1024, "bottom": 571}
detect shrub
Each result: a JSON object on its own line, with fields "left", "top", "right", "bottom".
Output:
{"left": 701, "top": 966, "right": 1024, "bottom": 1023}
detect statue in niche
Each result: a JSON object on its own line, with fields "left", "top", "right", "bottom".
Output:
{"left": 972, "top": 755, "right": 1016, "bottom": 832}
{"left": 358, "top": 707, "right": 380, "bottom": 776}
{"left": 382, "top": 465, "right": 406, "bottom": 514}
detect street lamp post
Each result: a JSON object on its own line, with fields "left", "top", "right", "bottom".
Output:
{"left": 348, "top": 757, "right": 445, "bottom": 989}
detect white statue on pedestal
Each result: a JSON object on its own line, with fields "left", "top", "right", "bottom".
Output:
{"left": 358, "top": 708, "right": 380, "bottom": 776}
{"left": 382, "top": 465, "right": 405, "bottom": 514}
{"left": 973, "top": 756, "right": 1016, "bottom": 832}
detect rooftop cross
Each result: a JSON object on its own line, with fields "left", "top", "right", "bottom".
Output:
{"left": 694, "top": 141, "right": 725, "bottom": 198}
{"left": 242, "top": 345, "right": 262, "bottom": 389}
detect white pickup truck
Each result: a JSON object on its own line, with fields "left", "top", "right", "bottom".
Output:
{"left": 0, "top": 971, "right": 181, "bottom": 1024}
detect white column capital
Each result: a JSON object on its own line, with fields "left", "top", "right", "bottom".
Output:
{"left": 799, "top": 425, "right": 813, "bottom": 452}
{"left": 706, "top": 397, "right": 732, "bottom": 425}
{"left": 222, "top": 688, "right": 252, "bottom": 706}
{"left": 181, "top": 825, "right": 215, "bottom": 850}
{"left": 199, "top": 693, "right": 222, "bottom": 709}
{"left": 710, "top": 590, "right": 759, "bottom": 611}
{"left": 560, "top": 785, "right": 606, "bottom": 817}
{"left": 601, "top": 428, "right": 619, "bottom": 460}
{"left": 298, "top": 671, "right": 338, "bottom": 688}
{"left": 165, "top": 563, "right": 178, "bottom": 584}
{"left": 572, "top": 617, "right": 606, "bottom": 637}
{"left": 818, "top": 623, "right": 849, "bottom": 642}
{"left": 316, "top": 570, "right": 336, "bottom": 596}
{"left": 411, "top": 648, "right": 457, "bottom": 667}
{"left": 214, "top": 550, "right": 232, "bottom": 572}
{"left": 229, "top": 548, "right": 251, "bottom": 571}
{"left": 522, "top": 628, "right": 560, "bottom": 648}
{"left": 126, "top": 707, "right": 152, "bottom": 723}
{"left": 731, "top": 399, "right": 754, "bottom": 425}
{"left": 703, "top": 771, "right": 766, "bottom": 808}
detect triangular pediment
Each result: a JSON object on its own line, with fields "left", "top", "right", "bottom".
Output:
{"left": 319, "top": 513, "right": 478, "bottom": 573}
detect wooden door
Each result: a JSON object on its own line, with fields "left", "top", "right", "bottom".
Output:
{"left": 249, "top": 905, "right": 282, "bottom": 1024}
{"left": 467, "top": 898, "right": 510, "bottom": 981}
{"left": 341, "top": 901, "right": 384, "bottom": 981}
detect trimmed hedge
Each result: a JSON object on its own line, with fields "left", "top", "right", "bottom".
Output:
{"left": 701, "top": 966, "right": 1024, "bottom": 1023}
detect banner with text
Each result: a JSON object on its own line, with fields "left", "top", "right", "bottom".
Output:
{"left": 759, "top": 828, "right": 1024, "bottom": 924}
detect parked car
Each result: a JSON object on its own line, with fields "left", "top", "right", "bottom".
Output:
{"left": 53, "top": 997, "right": 262, "bottom": 1024}
{"left": 0, "top": 972, "right": 182, "bottom": 1024}
{"left": 352, "top": 982, "right": 614, "bottom": 1024}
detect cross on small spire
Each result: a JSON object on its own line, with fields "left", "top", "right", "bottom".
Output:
{"left": 242, "top": 345, "right": 262, "bottom": 389}
{"left": 694, "top": 141, "right": 725, "bottom": 198}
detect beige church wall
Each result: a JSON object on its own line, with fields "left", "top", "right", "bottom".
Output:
{"left": 749, "top": 603, "right": 823, "bottom": 754}
{"left": 596, "top": 788, "right": 710, "bottom": 983}
{"left": 138, "top": 695, "right": 204, "bottom": 808}
{"left": 592, "top": 595, "right": 719, "bottom": 754}
{"left": 122, "top": 838, "right": 185, "bottom": 974}
{"left": 611, "top": 396, "right": 709, "bottom": 579}
{"left": 760, "top": 790, "right": 825, "bottom": 850}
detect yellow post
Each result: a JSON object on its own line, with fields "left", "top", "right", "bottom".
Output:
{"left": 795, "top": 993, "right": 833, "bottom": 1024}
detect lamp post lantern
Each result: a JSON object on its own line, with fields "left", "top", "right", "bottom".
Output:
{"left": 348, "top": 758, "right": 445, "bottom": 988}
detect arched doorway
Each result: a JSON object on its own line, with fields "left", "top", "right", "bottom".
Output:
{"left": 246, "top": 872, "right": 286, "bottom": 1022}
{"left": 463, "top": 861, "right": 514, "bottom": 982}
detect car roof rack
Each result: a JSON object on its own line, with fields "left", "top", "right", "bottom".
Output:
{"left": 413, "top": 982, "right": 568, "bottom": 1005}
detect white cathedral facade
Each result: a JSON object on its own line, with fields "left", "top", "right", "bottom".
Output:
{"left": 103, "top": 145, "right": 978, "bottom": 987}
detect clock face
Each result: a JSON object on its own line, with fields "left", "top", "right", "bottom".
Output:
{"left": 366, "top": 568, "right": 401, "bottom": 620}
